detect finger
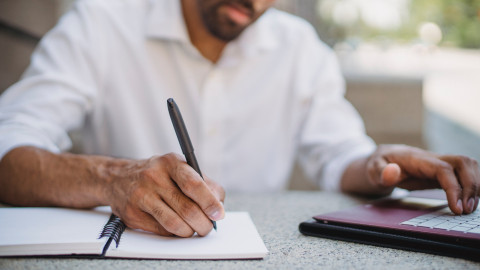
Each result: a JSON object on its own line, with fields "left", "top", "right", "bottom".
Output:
{"left": 395, "top": 177, "right": 440, "bottom": 190}
{"left": 434, "top": 161, "right": 463, "bottom": 215}
{"left": 169, "top": 163, "right": 225, "bottom": 221}
{"left": 367, "top": 154, "right": 388, "bottom": 187}
{"left": 455, "top": 159, "right": 476, "bottom": 214}
{"left": 163, "top": 187, "right": 214, "bottom": 236}
{"left": 381, "top": 163, "right": 402, "bottom": 186}
{"left": 122, "top": 208, "right": 174, "bottom": 236}
{"left": 205, "top": 176, "right": 226, "bottom": 203}
{"left": 476, "top": 157, "right": 480, "bottom": 213}
{"left": 386, "top": 153, "right": 463, "bottom": 214}
{"left": 441, "top": 156, "right": 480, "bottom": 214}
{"left": 474, "top": 197, "right": 479, "bottom": 212}
{"left": 139, "top": 192, "right": 195, "bottom": 237}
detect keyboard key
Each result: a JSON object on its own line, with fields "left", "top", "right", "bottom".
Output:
{"left": 401, "top": 221, "right": 421, "bottom": 226}
{"left": 401, "top": 218, "right": 425, "bottom": 225}
{"left": 417, "top": 219, "right": 447, "bottom": 228}
{"left": 433, "top": 222, "right": 459, "bottom": 230}
{"left": 450, "top": 226, "right": 472, "bottom": 232}
{"left": 400, "top": 207, "right": 480, "bottom": 234}
{"left": 467, "top": 227, "right": 480, "bottom": 234}
{"left": 457, "top": 223, "right": 477, "bottom": 228}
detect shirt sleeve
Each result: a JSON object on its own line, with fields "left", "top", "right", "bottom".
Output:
{"left": 0, "top": 1, "right": 103, "bottom": 159}
{"left": 296, "top": 37, "right": 376, "bottom": 191}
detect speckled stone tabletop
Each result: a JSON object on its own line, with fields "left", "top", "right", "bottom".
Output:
{"left": 1, "top": 191, "right": 479, "bottom": 270}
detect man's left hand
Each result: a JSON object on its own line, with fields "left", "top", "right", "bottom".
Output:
{"left": 366, "top": 144, "right": 479, "bottom": 215}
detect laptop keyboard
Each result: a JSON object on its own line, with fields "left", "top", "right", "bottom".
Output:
{"left": 400, "top": 207, "right": 480, "bottom": 234}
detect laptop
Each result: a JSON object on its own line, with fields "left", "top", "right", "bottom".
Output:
{"left": 299, "top": 189, "right": 480, "bottom": 261}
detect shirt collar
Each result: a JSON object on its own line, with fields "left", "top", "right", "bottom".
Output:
{"left": 234, "top": 9, "right": 278, "bottom": 54}
{"left": 145, "top": 0, "right": 278, "bottom": 54}
{"left": 145, "top": 0, "right": 190, "bottom": 43}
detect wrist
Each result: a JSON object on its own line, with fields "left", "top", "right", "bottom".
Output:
{"left": 94, "top": 156, "right": 131, "bottom": 206}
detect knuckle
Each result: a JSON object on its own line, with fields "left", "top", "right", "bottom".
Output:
{"left": 153, "top": 154, "right": 172, "bottom": 170}
{"left": 449, "top": 185, "right": 463, "bottom": 194}
{"left": 162, "top": 153, "right": 175, "bottom": 162}
{"left": 181, "top": 177, "right": 203, "bottom": 194}
{"left": 162, "top": 217, "right": 183, "bottom": 233}
{"left": 130, "top": 185, "right": 148, "bottom": 203}
{"left": 203, "top": 200, "right": 220, "bottom": 214}
{"left": 438, "top": 162, "right": 453, "bottom": 173}
{"left": 150, "top": 206, "right": 164, "bottom": 220}
{"left": 163, "top": 152, "right": 183, "bottom": 164}
{"left": 139, "top": 168, "right": 156, "bottom": 182}
{"left": 180, "top": 203, "right": 201, "bottom": 222}
{"left": 159, "top": 153, "right": 186, "bottom": 176}
{"left": 455, "top": 155, "right": 476, "bottom": 167}
{"left": 169, "top": 189, "right": 183, "bottom": 204}
{"left": 469, "top": 182, "right": 479, "bottom": 193}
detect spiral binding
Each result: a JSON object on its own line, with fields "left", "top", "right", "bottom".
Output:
{"left": 99, "top": 214, "right": 126, "bottom": 256}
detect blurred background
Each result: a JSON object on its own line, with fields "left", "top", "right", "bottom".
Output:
{"left": 1, "top": 0, "right": 479, "bottom": 189}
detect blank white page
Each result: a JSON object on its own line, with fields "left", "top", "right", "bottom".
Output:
{"left": 107, "top": 212, "right": 268, "bottom": 259}
{"left": 0, "top": 207, "right": 107, "bottom": 256}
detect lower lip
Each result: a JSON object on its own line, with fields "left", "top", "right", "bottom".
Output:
{"left": 221, "top": 4, "right": 251, "bottom": 26}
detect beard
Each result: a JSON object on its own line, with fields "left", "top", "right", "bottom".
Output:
{"left": 197, "top": 0, "right": 257, "bottom": 41}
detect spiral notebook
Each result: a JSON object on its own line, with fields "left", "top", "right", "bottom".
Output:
{"left": 0, "top": 207, "right": 268, "bottom": 259}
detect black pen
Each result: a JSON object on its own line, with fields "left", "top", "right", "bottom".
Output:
{"left": 167, "top": 98, "right": 217, "bottom": 231}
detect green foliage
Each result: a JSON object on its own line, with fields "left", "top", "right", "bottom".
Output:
{"left": 316, "top": 0, "right": 480, "bottom": 48}
{"left": 409, "top": 0, "right": 480, "bottom": 48}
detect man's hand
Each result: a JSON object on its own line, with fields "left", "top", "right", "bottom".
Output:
{"left": 365, "top": 145, "right": 479, "bottom": 215}
{"left": 0, "top": 147, "right": 225, "bottom": 237}
{"left": 105, "top": 153, "right": 225, "bottom": 237}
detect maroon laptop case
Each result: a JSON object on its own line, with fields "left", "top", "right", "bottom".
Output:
{"left": 299, "top": 189, "right": 480, "bottom": 261}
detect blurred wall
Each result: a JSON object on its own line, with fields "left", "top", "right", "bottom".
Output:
{"left": 0, "top": 0, "right": 74, "bottom": 93}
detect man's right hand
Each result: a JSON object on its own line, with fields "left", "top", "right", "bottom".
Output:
{"left": 0, "top": 147, "right": 225, "bottom": 237}
{"left": 105, "top": 153, "right": 225, "bottom": 237}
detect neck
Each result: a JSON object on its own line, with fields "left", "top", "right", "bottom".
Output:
{"left": 181, "top": 0, "right": 227, "bottom": 63}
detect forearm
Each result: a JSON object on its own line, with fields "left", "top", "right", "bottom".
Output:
{"left": 340, "top": 156, "right": 393, "bottom": 196}
{"left": 0, "top": 146, "right": 124, "bottom": 208}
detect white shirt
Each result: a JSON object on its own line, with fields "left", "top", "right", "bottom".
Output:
{"left": 0, "top": 0, "right": 375, "bottom": 192}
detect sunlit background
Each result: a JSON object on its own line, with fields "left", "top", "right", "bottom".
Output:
{"left": 276, "top": 0, "right": 480, "bottom": 170}
{"left": 1, "top": 0, "right": 479, "bottom": 189}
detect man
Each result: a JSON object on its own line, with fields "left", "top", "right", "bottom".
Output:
{"left": 0, "top": 0, "right": 478, "bottom": 237}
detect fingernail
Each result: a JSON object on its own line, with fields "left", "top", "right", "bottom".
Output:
{"left": 456, "top": 199, "right": 463, "bottom": 213}
{"left": 209, "top": 210, "right": 222, "bottom": 220}
{"left": 468, "top": 197, "right": 475, "bottom": 213}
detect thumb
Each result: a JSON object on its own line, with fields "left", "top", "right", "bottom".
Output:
{"left": 381, "top": 163, "right": 402, "bottom": 186}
